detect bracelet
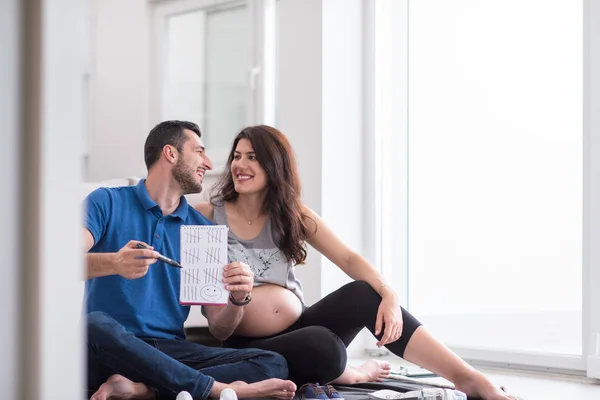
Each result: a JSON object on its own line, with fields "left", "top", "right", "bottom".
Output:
{"left": 229, "top": 293, "right": 252, "bottom": 306}
{"left": 379, "top": 283, "right": 388, "bottom": 294}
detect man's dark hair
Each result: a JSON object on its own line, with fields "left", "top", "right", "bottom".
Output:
{"left": 144, "top": 120, "right": 201, "bottom": 170}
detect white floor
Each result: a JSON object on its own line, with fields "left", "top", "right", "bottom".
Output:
{"left": 349, "top": 356, "right": 600, "bottom": 400}
{"left": 465, "top": 366, "right": 600, "bottom": 399}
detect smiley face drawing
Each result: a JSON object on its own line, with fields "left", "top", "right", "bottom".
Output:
{"left": 200, "top": 284, "right": 222, "bottom": 302}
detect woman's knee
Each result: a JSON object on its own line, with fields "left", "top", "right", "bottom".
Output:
{"left": 300, "top": 326, "right": 347, "bottom": 377}
{"left": 306, "top": 326, "right": 345, "bottom": 353}
{"left": 340, "top": 281, "right": 381, "bottom": 306}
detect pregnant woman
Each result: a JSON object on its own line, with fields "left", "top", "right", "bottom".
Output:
{"left": 196, "top": 125, "right": 518, "bottom": 400}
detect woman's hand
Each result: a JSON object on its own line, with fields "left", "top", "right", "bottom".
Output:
{"left": 223, "top": 261, "right": 254, "bottom": 302}
{"left": 374, "top": 287, "right": 403, "bottom": 347}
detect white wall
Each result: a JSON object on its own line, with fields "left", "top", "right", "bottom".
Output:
{"left": 88, "top": 0, "right": 151, "bottom": 181}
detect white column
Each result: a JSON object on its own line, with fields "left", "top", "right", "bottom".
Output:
{"left": 19, "top": 0, "right": 86, "bottom": 398}
{"left": 321, "top": 0, "right": 365, "bottom": 297}
{"left": 277, "top": 0, "right": 324, "bottom": 305}
{"left": 250, "top": 0, "right": 277, "bottom": 126}
{"left": 277, "top": 0, "right": 368, "bottom": 356}
{"left": 0, "top": 0, "right": 22, "bottom": 397}
{"left": 277, "top": 0, "right": 368, "bottom": 301}
{"left": 584, "top": 0, "right": 600, "bottom": 379}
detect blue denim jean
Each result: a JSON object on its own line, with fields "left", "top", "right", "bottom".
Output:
{"left": 87, "top": 311, "right": 289, "bottom": 400}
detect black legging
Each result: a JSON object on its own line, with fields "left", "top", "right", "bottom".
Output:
{"left": 223, "top": 281, "right": 422, "bottom": 385}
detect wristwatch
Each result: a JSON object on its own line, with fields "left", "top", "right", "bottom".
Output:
{"left": 229, "top": 292, "right": 252, "bottom": 306}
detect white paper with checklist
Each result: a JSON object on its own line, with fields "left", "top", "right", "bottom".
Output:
{"left": 179, "top": 225, "right": 229, "bottom": 305}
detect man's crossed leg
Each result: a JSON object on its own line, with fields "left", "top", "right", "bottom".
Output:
{"left": 87, "top": 312, "right": 296, "bottom": 400}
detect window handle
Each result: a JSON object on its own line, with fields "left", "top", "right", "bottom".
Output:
{"left": 249, "top": 66, "right": 260, "bottom": 90}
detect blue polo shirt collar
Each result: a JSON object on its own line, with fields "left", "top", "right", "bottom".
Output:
{"left": 135, "top": 178, "right": 189, "bottom": 220}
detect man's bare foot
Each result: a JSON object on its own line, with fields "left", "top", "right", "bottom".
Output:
{"left": 455, "top": 372, "right": 520, "bottom": 400}
{"left": 214, "top": 378, "right": 296, "bottom": 400}
{"left": 355, "top": 360, "right": 392, "bottom": 382}
{"left": 90, "top": 374, "right": 154, "bottom": 400}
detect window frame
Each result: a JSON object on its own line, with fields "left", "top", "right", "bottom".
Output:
{"left": 149, "top": 0, "right": 276, "bottom": 172}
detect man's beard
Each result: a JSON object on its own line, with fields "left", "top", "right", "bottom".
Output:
{"left": 173, "top": 158, "right": 203, "bottom": 194}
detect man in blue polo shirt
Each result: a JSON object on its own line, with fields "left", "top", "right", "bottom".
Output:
{"left": 84, "top": 121, "right": 296, "bottom": 400}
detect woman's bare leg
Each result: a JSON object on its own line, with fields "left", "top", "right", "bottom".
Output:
{"left": 403, "top": 327, "right": 518, "bottom": 400}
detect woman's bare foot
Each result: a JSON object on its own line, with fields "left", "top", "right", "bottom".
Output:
{"left": 356, "top": 360, "right": 391, "bottom": 382}
{"left": 214, "top": 378, "right": 296, "bottom": 400}
{"left": 331, "top": 360, "right": 392, "bottom": 384}
{"left": 403, "top": 327, "right": 521, "bottom": 400}
{"left": 455, "top": 371, "right": 520, "bottom": 400}
{"left": 90, "top": 374, "right": 154, "bottom": 400}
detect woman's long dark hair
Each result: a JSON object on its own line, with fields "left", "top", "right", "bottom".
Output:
{"left": 211, "top": 125, "right": 311, "bottom": 265}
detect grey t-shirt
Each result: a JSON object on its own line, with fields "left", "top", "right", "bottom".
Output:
{"left": 212, "top": 203, "right": 305, "bottom": 302}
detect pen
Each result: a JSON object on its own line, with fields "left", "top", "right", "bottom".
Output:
{"left": 135, "top": 243, "right": 182, "bottom": 268}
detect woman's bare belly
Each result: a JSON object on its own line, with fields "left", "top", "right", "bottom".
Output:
{"left": 234, "top": 284, "right": 303, "bottom": 337}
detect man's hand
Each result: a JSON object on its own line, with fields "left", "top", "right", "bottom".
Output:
{"left": 223, "top": 261, "right": 254, "bottom": 302}
{"left": 113, "top": 240, "right": 160, "bottom": 279}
